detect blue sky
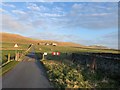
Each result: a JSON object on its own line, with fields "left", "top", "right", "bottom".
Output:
{"left": 0, "top": 2, "right": 118, "bottom": 49}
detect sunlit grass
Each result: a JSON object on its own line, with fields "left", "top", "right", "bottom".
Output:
{"left": 34, "top": 45, "right": 119, "bottom": 54}
{"left": 2, "top": 42, "right": 30, "bottom": 50}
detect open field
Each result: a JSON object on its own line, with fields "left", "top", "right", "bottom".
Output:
{"left": 34, "top": 45, "right": 119, "bottom": 54}
{"left": 1, "top": 41, "right": 30, "bottom": 64}
{"left": 1, "top": 42, "right": 30, "bottom": 50}
{"left": 1, "top": 32, "right": 119, "bottom": 54}
{"left": 1, "top": 40, "right": 119, "bottom": 65}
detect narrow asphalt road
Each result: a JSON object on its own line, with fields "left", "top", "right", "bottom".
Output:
{"left": 2, "top": 48, "right": 52, "bottom": 88}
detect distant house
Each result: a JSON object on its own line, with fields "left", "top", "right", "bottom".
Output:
{"left": 37, "top": 43, "right": 40, "bottom": 45}
{"left": 42, "top": 43, "right": 45, "bottom": 45}
{"left": 52, "top": 43, "right": 57, "bottom": 46}
{"left": 45, "top": 43, "right": 49, "bottom": 45}
{"left": 39, "top": 43, "right": 45, "bottom": 45}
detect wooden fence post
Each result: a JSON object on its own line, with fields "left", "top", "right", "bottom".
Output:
{"left": 8, "top": 53, "right": 10, "bottom": 62}
{"left": 15, "top": 53, "right": 17, "bottom": 61}
{"left": 42, "top": 53, "right": 45, "bottom": 60}
{"left": 18, "top": 52, "right": 19, "bottom": 60}
{"left": 91, "top": 57, "right": 97, "bottom": 73}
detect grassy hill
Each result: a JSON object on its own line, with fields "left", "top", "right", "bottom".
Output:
{"left": 0, "top": 32, "right": 119, "bottom": 53}
{"left": 0, "top": 32, "right": 85, "bottom": 47}
{"left": 88, "top": 45, "right": 109, "bottom": 49}
{"left": 0, "top": 32, "right": 38, "bottom": 44}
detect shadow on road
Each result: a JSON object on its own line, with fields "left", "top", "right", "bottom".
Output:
{"left": 25, "top": 52, "right": 53, "bottom": 87}
{"left": 25, "top": 52, "right": 43, "bottom": 60}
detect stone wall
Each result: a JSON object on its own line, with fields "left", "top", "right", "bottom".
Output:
{"left": 70, "top": 52, "right": 120, "bottom": 78}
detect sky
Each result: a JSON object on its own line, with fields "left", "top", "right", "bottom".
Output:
{"left": 0, "top": 2, "right": 118, "bottom": 49}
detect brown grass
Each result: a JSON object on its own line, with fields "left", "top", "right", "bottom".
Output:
{"left": 0, "top": 32, "right": 85, "bottom": 47}
{"left": 1, "top": 32, "right": 118, "bottom": 51}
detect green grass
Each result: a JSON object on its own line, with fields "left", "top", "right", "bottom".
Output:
{"left": 1, "top": 50, "right": 25, "bottom": 64}
{"left": 34, "top": 45, "right": 119, "bottom": 54}
{"left": 34, "top": 45, "right": 119, "bottom": 88}
{"left": 0, "top": 42, "right": 32, "bottom": 76}
{"left": 1, "top": 42, "right": 30, "bottom": 64}
{"left": 34, "top": 45, "right": 120, "bottom": 62}
{"left": 41, "top": 60, "right": 92, "bottom": 88}
{"left": 0, "top": 61, "right": 19, "bottom": 76}
{"left": 2, "top": 42, "right": 30, "bottom": 49}
{"left": 2, "top": 42, "right": 119, "bottom": 54}
{"left": 42, "top": 59, "right": 119, "bottom": 88}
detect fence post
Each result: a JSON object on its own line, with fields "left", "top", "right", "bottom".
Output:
{"left": 18, "top": 52, "right": 19, "bottom": 60}
{"left": 91, "top": 56, "right": 97, "bottom": 73}
{"left": 15, "top": 53, "right": 17, "bottom": 61}
{"left": 42, "top": 53, "right": 45, "bottom": 60}
{"left": 8, "top": 53, "right": 10, "bottom": 62}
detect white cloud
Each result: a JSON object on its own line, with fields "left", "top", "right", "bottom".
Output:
{"left": 30, "top": 32, "right": 77, "bottom": 42}
{"left": 26, "top": 2, "right": 51, "bottom": 13}
{"left": 0, "top": 8, "right": 5, "bottom": 12}
{"left": 72, "top": 3, "right": 82, "bottom": 9}
{"left": 52, "top": 7, "right": 63, "bottom": 13}
{"left": 62, "top": 2, "right": 118, "bottom": 29}
{"left": 103, "top": 32, "right": 118, "bottom": 39}
{"left": 27, "top": 3, "right": 40, "bottom": 11}
{"left": 1, "top": 2, "right": 16, "bottom": 8}
{"left": 89, "top": 13, "right": 112, "bottom": 16}
{"left": 12, "top": 10, "right": 26, "bottom": 15}
{"left": 2, "top": 14, "right": 34, "bottom": 32}
{"left": 39, "top": 13, "right": 64, "bottom": 17}
{"left": 39, "top": 5, "right": 48, "bottom": 11}
{"left": 94, "top": 32, "right": 118, "bottom": 49}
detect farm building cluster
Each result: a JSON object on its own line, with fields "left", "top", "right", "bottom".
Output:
{"left": 37, "top": 42, "right": 57, "bottom": 46}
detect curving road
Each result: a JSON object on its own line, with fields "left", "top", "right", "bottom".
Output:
{"left": 2, "top": 48, "right": 52, "bottom": 88}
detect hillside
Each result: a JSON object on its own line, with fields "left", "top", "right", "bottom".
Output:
{"left": 1, "top": 32, "right": 117, "bottom": 50}
{"left": 88, "top": 45, "right": 109, "bottom": 49}
{"left": 0, "top": 32, "right": 85, "bottom": 47}
{"left": 0, "top": 32, "right": 38, "bottom": 44}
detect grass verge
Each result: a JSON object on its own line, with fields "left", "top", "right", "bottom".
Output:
{"left": 0, "top": 61, "right": 19, "bottom": 76}
{"left": 41, "top": 60, "right": 92, "bottom": 88}
{"left": 41, "top": 59, "right": 119, "bottom": 88}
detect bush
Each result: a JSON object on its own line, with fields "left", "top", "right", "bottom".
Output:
{"left": 41, "top": 60, "right": 92, "bottom": 88}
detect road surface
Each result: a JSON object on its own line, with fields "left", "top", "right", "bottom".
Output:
{"left": 2, "top": 49, "right": 52, "bottom": 88}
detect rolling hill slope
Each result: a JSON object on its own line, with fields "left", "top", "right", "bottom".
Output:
{"left": 1, "top": 32, "right": 37, "bottom": 44}
{"left": 0, "top": 32, "right": 85, "bottom": 47}
{"left": 1, "top": 32, "right": 119, "bottom": 53}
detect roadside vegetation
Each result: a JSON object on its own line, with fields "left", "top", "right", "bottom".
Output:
{"left": 0, "top": 61, "right": 19, "bottom": 76}
{"left": 1, "top": 42, "right": 31, "bottom": 63}
{"left": 1, "top": 50, "right": 24, "bottom": 64}
{"left": 35, "top": 45, "right": 119, "bottom": 88}
{"left": 41, "top": 59, "right": 119, "bottom": 88}
{"left": 41, "top": 60, "right": 92, "bottom": 88}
